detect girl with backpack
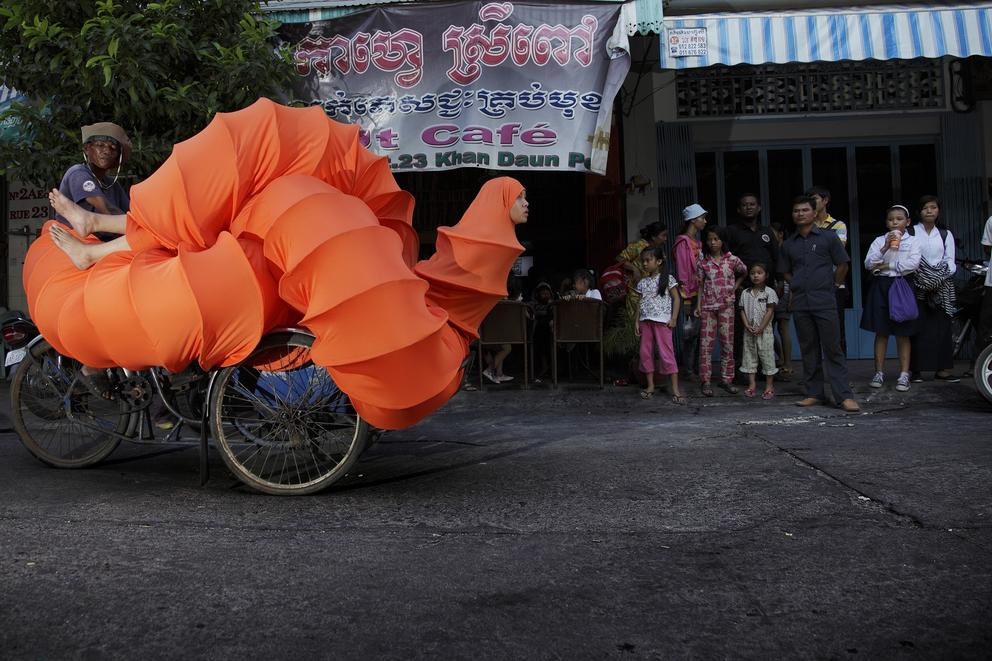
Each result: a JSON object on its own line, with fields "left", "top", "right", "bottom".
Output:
{"left": 908, "top": 195, "right": 959, "bottom": 383}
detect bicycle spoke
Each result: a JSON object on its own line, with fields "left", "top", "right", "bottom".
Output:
{"left": 211, "top": 334, "right": 367, "bottom": 493}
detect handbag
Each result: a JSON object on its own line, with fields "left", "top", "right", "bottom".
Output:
{"left": 888, "top": 276, "right": 919, "bottom": 323}
{"left": 680, "top": 301, "right": 700, "bottom": 339}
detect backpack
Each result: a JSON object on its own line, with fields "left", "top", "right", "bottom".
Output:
{"left": 906, "top": 225, "right": 948, "bottom": 243}
{"left": 823, "top": 218, "right": 848, "bottom": 252}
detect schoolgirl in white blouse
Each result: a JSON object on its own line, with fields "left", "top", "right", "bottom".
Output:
{"left": 908, "top": 195, "right": 959, "bottom": 382}
{"left": 860, "top": 205, "right": 922, "bottom": 392}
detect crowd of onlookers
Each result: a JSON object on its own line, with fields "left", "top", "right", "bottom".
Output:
{"left": 471, "top": 187, "right": 992, "bottom": 409}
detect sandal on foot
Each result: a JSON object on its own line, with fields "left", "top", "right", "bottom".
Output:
{"left": 701, "top": 384, "right": 714, "bottom": 397}
{"left": 744, "top": 387, "right": 756, "bottom": 398}
{"left": 76, "top": 370, "right": 114, "bottom": 400}
{"left": 639, "top": 389, "right": 655, "bottom": 399}
{"left": 762, "top": 389, "right": 775, "bottom": 400}
{"left": 719, "top": 381, "right": 739, "bottom": 394}
{"left": 672, "top": 394, "right": 687, "bottom": 405}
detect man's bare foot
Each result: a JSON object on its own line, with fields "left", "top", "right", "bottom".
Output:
{"left": 49, "top": 224, "right": 97, "bottom": 270}
{"left": 49, "top": 188, "right": 95, "bottom": 237}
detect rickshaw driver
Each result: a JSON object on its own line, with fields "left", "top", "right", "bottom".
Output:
{"left": 47, "top": 127, "right": 177, "bottom": 426}
{"left": 54, "top": 122, "right": 130, "bottom": 229}
{"left": 49, "top": 122, "right": 134, "bottom": 268}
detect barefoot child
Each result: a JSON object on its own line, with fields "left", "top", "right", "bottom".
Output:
{"left": 861, "top": 204, "right": 922, "bottom": 392}
{"left": 695, "top": 227, "right": 747, "bottom": 396}
{"left": 634, "top": 246, "right": 685, "bottom": 404}
{"left": 739, "top": 263, "right": 779, "bottom": 398}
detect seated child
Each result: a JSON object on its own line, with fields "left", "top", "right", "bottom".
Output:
{"left": 530, "top": 281, "right": 555, "bottom": 381}
{"left": 568, "top": 269, "right": 602, "bottom": 301}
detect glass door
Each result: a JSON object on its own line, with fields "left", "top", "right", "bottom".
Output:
{"left": 693, "top": 141, "right": 939, "bottom": 358}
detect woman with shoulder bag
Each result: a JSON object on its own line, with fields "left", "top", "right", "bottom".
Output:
{"left": 908, "top": 195, "right": 960, "bottom": 383}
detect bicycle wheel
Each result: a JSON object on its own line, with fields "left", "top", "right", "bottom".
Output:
{"left": 973, "top": 343, "right": 992, "bottom": 405}
{"left": 10, "top": 340, "right": 127, "bottom": 468}
{"left": 209, "top": 331, "right": 369, "bottom": 495}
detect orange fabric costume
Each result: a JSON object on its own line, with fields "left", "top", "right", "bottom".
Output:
{"left": 23, "top": 99, "right": 524, "bottom": 430}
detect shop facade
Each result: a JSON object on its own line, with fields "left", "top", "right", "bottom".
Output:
{"left": 266, "top": 0, "right": 638, "bottom": 290}
{"left": 620, "top": 2, "right": 992, "bottom": 357}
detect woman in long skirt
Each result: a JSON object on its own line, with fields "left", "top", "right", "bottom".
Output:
{"left": 908, "top": 195, "right": 959, "bottom": 383}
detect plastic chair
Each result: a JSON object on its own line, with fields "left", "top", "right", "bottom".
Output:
{"left": 477, "top": 301, "right": 529, "bottom": 389}
{"left": 552, "top": 298, "right": 605, "bottom": 388}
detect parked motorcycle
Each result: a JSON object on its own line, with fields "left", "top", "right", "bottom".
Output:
{"left": 975, "top": 338, "right": 992, "bottom": 405}
{"left": 951, "top": 258, "right": 992, "bottom": 405}
{"left": 951, "top": 258, "right": 988, "bottom": 359}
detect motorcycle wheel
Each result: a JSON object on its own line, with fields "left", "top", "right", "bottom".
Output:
{"left": 973, "top": 343, "right": 992, "bottom": 405}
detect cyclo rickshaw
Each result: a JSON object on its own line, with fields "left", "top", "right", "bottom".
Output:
{"left": 3, "top": 311, "right": 371, "bottom": 495}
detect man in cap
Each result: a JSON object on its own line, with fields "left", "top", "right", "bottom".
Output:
{"left": 54, "top": 122, "right": 131, "bottom": 239}
{"left": 674, "top": 203, "right": 708, "bottom": 380}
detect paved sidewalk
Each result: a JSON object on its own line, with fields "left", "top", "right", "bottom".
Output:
{"left": 458, "top": 358, "right": 985, "bottom": 411}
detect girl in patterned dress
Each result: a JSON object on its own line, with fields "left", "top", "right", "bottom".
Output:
{"left": 634, "top": 246, "right": 685, "bottom": 404}
{"left": 739, "top": 262, "right": 780, "bottom": 399}
{"left": 695, "top": 227, "right": 747, "bottom": 397}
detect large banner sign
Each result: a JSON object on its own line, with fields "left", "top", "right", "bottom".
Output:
{"left": 284, "top": 1, "right": 630, "bottom": 174}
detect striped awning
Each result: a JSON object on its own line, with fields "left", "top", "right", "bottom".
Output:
{"left": 660, "top": 4, "right": 992, "bottom": 69}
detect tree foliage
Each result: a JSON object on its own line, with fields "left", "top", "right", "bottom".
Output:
{"left": 0, "top": 0, "right": 297, "bottom": 186}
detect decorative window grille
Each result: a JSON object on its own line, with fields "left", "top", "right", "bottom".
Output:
{"left": 676, "top": 60, "right": 945, "bottom": 118}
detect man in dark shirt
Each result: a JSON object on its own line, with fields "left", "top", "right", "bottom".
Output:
{"left": 55, "top": 122, "right": 130, "bottom": 241}
{"left": 725, "top": 193, "right": 779, "bottom": 382}
{"left": 725, "top": 193, "right": 779, "bottom": 272}
{"left": 806, "top": 185, "right": 850, "bottom": 352}
{"left": 778, "top": 196, "right": 859, "bottom": 412}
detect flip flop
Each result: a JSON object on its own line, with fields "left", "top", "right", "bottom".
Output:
{"left": 672, "top": 394, "right": 687, "bottom": 405}
{"left": 701, "top": 384, "right": 714, "bottom": 397}
{"left": 639, "top": 389, "right": 654, "bottom": 399}
{"left": 744, "top": 387, "right": 756, "bottom": 398}
{"left": 719, "top": 381, "right": 739, "bottom": 394}
{"left": 762, "top": 389, "right": 775, "bottom": 400}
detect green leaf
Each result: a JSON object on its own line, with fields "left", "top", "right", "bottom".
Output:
{"left": 0, "top": 0, "right": 297, "bottom": 186}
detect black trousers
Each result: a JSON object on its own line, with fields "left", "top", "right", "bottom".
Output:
{"left": 835, "top": 287, "right": 849, "bottom": 353}
{"left": 794, "top": 308, "right": 853, "bottom": 402}
{"left": 980, "top": 286, "right": 992, "bottom": 347}
{"left": 909, "top": 302, "right": 953, "bottom": 373}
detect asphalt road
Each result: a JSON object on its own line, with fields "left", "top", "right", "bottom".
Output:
{"left": 1, "top": 367, "right": 990, "bottom": 659}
